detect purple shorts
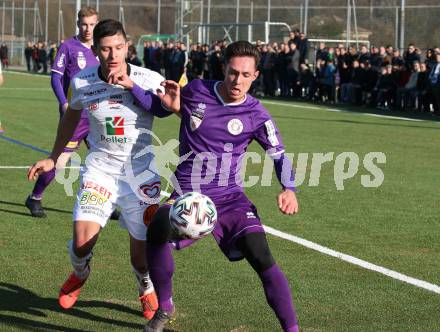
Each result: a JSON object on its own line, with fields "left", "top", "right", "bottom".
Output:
{"left": 63, "top": 117, "right": 89, "bottom": 152}
{"left": 165, "top": 191, "right": 265, "bottom": 261}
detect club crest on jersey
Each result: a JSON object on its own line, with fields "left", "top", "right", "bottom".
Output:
{"left": 190, "top": 103, "right": 206, "bottom": 131}
{"left": 227, "top": 118, "right": 243, "bottom": 135}
{"left": 77, "top": 51, "right": 87, "bottom": 69}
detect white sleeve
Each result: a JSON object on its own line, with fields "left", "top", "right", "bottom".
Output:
{"left": 69, "top": 78, "right": 84, "bottom": 111}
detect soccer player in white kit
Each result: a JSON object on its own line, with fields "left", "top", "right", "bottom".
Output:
{"left": 27, "top": 19, "right": 177, "bottom": 320}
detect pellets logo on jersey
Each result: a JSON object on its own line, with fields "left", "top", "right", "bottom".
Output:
{"left": 105, "top": 117, "right": 125, "bottom": 135}
{"left": 77, "top": 51, "right": 87, "bottom": 69}
{"left": 190, "top": 103, "right": 206, "bottom": 131}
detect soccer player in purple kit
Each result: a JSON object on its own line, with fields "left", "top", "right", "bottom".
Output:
{"left": 25, "top": 7, "right": 104, "bottom": 218}
{"left": 144, "top": 41, "right": 299, "bottom": 332}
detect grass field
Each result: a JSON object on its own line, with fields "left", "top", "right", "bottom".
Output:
{"left": 0, "top": 71, "right": 439, "bottom": 332}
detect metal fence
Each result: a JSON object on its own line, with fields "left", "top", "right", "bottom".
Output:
{"left": 0, "top": 0, "right": 439, "bottom": 65}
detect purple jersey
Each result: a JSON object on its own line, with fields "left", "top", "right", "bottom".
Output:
{"left": 175, "top": 79, "right": 285, "bottom": 199}
{"left": 51, "top": 37, "right": 99, "bottom": 118}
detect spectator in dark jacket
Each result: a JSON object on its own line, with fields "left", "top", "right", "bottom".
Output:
{"left": 38, "top": 42, "right": 48, "bottom": 74}
{"left": 0, "top": 43, "right": 9, "bottom": 69}
{"left": 285, "top": 42, "right": 301, "bottom": 97}
{"left": 127, "top": 45, "right": 142, "bottom": 66}
{"left": 25, "top": 41, "right": 33, "bottom": 71}
{"left": 428, "top": 52, "right": 440, "bottom": 115}
{"left": 403, "top": 44, "right": 421, "bottom": 70}
{"left": 417, "top": 62, "right": 430, "bottom": 112}
{"left": 298, "top": 32, "right": 308, "bottom": 63}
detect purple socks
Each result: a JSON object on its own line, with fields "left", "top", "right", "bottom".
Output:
{"left": 31, "top": 169, "right": 56, "bottom": 199}
{"left": 147, "top": 242, "right": 175, "bottom": 312}
{"left": 147, "top": 244, "right": 298, "bottom": 330}
{"left": 259, "top": 264, "right": 298, "bottom": 331}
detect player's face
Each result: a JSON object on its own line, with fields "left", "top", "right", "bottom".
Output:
{"left": 77, "top": 15, "right": 98, "bottom": 43}
{"left": 222, "top": 56, "right": 259, "bottom": 103}
{"left": 95, "top": 33, "right": 128, "bottom": 73}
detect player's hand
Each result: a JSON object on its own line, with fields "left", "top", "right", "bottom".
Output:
{"left": 277, "top": 189, "right": 298, "bottom": 215}
{"left": 108, "top": 69, "right": 134, "bottom": 89}
{"left": 158, "top": 80, "right": 180, "bottom": 113}
{"left": 62, "top": 103, "right": 69, "bottom": 113}
{"left": 28, "top": 159, "right": 55, "bottom": 181}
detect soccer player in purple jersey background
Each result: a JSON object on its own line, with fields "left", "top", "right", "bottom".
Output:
{"left": 25, "top": 7, "right": 101, "bottom": 218}
{"left": 143, "top": 41, "right": 300, "bottom": 332}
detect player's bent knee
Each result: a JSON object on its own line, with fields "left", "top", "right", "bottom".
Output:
{"left": 73, "top": 221, "right": 100, "bottom": 257}
{"left": 147, "top": 207, "right": 172, "bottom": 245}
{"left": 237, "top": 232, "right": 276, "bottom": 273}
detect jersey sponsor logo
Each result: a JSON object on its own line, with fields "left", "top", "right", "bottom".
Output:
{"left": 81, "top": 181, "right": 112, "bottom": 200}
{"left": 105, "top": 116, "right": 125, "bottom": 135}
{"left": 57, "top": 53, "right": 65, "bottom": 68}
{"left": 264, "top": 120, "right": 279, "bottom": 146}
{"left": 88, "top": 99, "right": 99, "bottom": 111}
{"left": 84, "top": 88, "right": 106, "bottom": 97}
{"left": 77, "top": 51, "right": 87, "bottom": 69}
{"left": 100, "top": 135, "right": 133, "bottom": 143}
{"left": 79, "top": 191, "right": 108, "bottom": 207}
{"left": 79, "top": 72, "right": 96, "bottom": 80}
{"left": 138, "top": 181, "right": 161, "bottom": 200}
{"left": 109, "top": 94, "right": 123, "bottom": 105}
{"left": 227, "top": 118, "right": 244, "bottom": 135}
{"left": 190, "top": 103, "right": 206, "bottom": 131}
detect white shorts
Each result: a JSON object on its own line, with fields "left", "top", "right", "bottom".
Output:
{"left": 73, "top": 168, "right": 161, "bottom": 241}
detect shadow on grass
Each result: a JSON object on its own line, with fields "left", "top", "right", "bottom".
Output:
{"left": 0, "top": 200, "right": 72, "bottom": 216}
{"left": 0, "top": 282, "right": 146, "bottom": 331}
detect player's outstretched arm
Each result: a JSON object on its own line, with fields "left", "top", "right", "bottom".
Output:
{"left": 277, "top": 189, "right": 299, "bottom": 215}
{"left": 28, "top": 106, "right": 81, "bottom": 181}
{"left": 108, "top": 70, "right": 179, "bottom": 116}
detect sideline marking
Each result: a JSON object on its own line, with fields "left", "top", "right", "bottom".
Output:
{"left": 3, "top": 71, "right": 50, "bottom": 78}
{"left": 0, "top": 135, "right": 50, "bottom": 154}
{"left": 262, "top": 100, "right": 427, "bottom": 122}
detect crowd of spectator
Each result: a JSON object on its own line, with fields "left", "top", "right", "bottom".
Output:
{"left": 23, "top": 41, "right": 58, "bottom": 74}
{"left": 140, "top": 29, "right": 440, "bottom": 115}
{"left": 11, "top": 29, "right": 440, "bottom": 115}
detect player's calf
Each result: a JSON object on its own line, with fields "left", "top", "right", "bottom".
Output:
{"left": 59, "top": 240, "right": 93, "bottom": 309}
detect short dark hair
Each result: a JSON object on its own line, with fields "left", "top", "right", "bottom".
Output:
{"left": 224, "top": 41, "right": 260, "bottom": 68}
{"left": 77, "top": 6, "right": 98, "bottom": 20}
{"left": 93, "top": 19, "right": 126, "bottom": 46}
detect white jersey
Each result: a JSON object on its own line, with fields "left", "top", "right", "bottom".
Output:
{"left": 70, "top": 64, "right": 164, "bottom": 182}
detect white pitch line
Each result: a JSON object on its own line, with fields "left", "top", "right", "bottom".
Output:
{"left": 263, "top": 225, "right": 440, "bottom": 295}
{"left": 262, "top": 100, "right": 426, "bottom": 122}
{"left": 0, "top": 166, "right": 81, "bottom": 169}
{"left": 161, "top": 190, "right": 439, "bottom": 295}
{"left": 0, "top": 87, "right": 52, "bottom": 91}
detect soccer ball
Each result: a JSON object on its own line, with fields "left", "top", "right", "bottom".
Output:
{"left": 169, "top": 192, "right": 218, "bottom": 239}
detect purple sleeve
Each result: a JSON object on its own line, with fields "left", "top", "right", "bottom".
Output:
{"left": 51, "top": 72, "right": 67, "bottom": 106}
{"left": 51, "top": 42, "right": 68, "bottom": 74}
{"left": 131, "top": 83, "right": 173, "bottom": 118}
{"left": 273, "top": 153, "right": 296, "bottom": 192}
